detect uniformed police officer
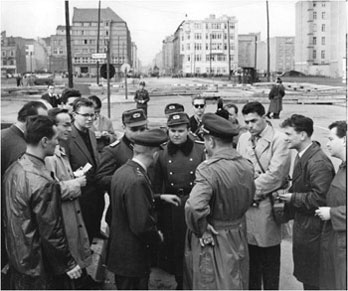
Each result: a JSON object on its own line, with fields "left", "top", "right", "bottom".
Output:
{"left": 153, "top": 112, "right": 205, "bottom": 289}
{"left": 134, "top": 81, "right": 150, "bottom": 116}
{"left": 96, "top": 109, "right": 148, "bottom": 224}
{"left": 164, "top": 103, "right": 185, "bottom": 118}
{"left": 106, "top": 129, "right": 180, "bottom": 290}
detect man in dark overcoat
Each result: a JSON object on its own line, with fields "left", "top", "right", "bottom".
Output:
{"left": 106, "top": 129, "right": 179, "bottom": 290}
{"left": 153, "top": 112, "right": 205, "bottom": 289}
{"left": 267, "top": 77, "right": 285, "bottom": 119}
{"left": 279, "top": 114, "right": 335, "bottom": 290}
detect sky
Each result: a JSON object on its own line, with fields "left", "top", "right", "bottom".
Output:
{"left": 1, "top": 0, "right": 301, "bottom": 65}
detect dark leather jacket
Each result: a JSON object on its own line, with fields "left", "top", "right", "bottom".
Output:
{"left": 2, "top": 153, "right": 76, "bottom": 276}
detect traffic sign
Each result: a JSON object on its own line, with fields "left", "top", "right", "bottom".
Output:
{"left": 121, "top": 63, "right": 131, "bottom": 73}
{"left": 92, "top": 53, "right": 107, "bottom": 59}
{"left": 100, "top": 64, "right": 115, "bottom": 79}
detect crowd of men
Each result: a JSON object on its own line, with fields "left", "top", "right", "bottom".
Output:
{"left": 1, "top": 84, "right": 346, "bottom": 290}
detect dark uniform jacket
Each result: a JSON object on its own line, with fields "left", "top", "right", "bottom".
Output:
{"left": 184, "top": 148, "right": 255, "bottom": 289}
{"left": 189, "top": 115, "right": 204, "bottom": 140}
{"left": 319, "top": 161, "right": 347, "bottom": 290}
{"left": 62, "top": 125, "right": 102, "bottom": 241}
{"left": 107, "top": 160, "right": 161, "bottom": 277}
{"left": 134, "top": 89, "right": 150, "bottom": 115}
{"left": 153, "top": 137, "right": 205, "bottom": 275}
{"left": 2, "top": 153, "right": 76, "bottom": 276}
{"left": 41, "top": 93, "right": 61, "bottom": 108}
{"left": 289, "top": 141, "right": 335, "bottom": 286}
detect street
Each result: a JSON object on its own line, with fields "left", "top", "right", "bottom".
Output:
{"left": 1, "top": 76, "right": 346, "bottom": 290}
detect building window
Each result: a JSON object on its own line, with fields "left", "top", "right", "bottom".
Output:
{"left": 322, "top": 24, "right": 325, "bottom": 32}
{"left": 194, "top": 54, "right": 201, "bottom": 61}
{"left": 322, "top": 12, "right": 326, "bottom": 19}
{"left": 313, "top": 1, "right": 316, "bottom": 7}
{"left": 106, "top": 30, "right": 109, "bottom": 36}
{"left": 187, "top": 55, "right": 190, "bottom": 62}
{"left": 321, "top": 50, "right": 325, "bottom": 59}
{"left": 313, "top": 37, "right": 317, "bottom": 45}
{"left": 84, "top": 39, "right": 88, "bottom": 44}
{"left": 321, "top": 37, "right": 325, "bottom": 45}
{"left": 194, "top": 33, "right": 201, "bottom": 40}
{"left": 313, "top": 50, "right": 316, "bottom": 59}
{"left": 322, "top": 2, "right": 326, "bottom": 7}
{"left": 313, "top": 11, "right": 317, "bottom": 19}
{"left": 2, "top": 51, "right": 6, "bottom": 57}
{"left": 59, "top": 48, "right": 64, "bottom": 54}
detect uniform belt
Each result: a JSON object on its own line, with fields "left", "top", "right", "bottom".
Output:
{"left": 209, "top": 217, "right": 243, "bottom": 230}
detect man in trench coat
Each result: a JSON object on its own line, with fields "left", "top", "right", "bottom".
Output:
{"left": 184, "top": 113, "right": 255, "bottom": 290}
{"left": 279, "top": 114, "right": 335, "bottom": 290}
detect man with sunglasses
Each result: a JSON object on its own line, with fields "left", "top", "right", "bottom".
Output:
{"left": 62, "top": 97, "right": 103, "bottom": 246}
{"left": 189, "top": 96, "right": 206, "bottom": 141}
{"left": 96, "top": 109, "right": 148, "bottom": 225}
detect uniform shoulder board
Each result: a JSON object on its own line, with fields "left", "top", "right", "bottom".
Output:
{"left": 110, "top": 140, "right": 121, "bottom": 147}
{"left": 162, "top": 141, "right": 168, "bottom": 146}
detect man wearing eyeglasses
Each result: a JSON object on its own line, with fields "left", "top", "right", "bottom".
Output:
{"left": 62, "top": 97, "right": 103, "bottom": 245}
{"left": 96, "top": 109, "right": 148, "bottom": 225}
{"left": 189, "top": 96, "right": 206, "bottom": 141}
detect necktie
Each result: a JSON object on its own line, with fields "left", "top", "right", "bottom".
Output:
{"left": 292, "top": 153, "right": 300, "bottom": 177}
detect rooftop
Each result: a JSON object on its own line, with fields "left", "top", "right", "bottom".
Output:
{"left": 72, "top": 7, "right": 125, "bottom": 23}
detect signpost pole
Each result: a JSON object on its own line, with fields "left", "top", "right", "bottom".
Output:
{"left": 125, "top": 68, "right": 128, "bottom": 100}
{"left": 107, "top": 40, "right": 111, "bottom": 118}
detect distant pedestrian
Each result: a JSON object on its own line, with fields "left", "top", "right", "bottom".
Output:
{"left": 316, "top": 121, "right": 346, "bottom": 290}
{"left": 279, "top": 114, "right": 335, "bottom": 290}
{"left": 184, "top": 113, "right": 255, "bottom": 289}
{"left": 134, "top": 81, "right": 150, "bottom": 116}
{"left": 267, "top": 77, "right": 285, "bottom": 119}
{"left": 16, "top": 74, "right": 21, "bottom": 87}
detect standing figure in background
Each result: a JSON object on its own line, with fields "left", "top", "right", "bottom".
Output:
{"left": 267, "top": 77, "right": 285, "bottom": 119}
{"left": 184, "top": 113, "right": 255, "bottom": 290}
{"left": 60, "top": 88, "right": 82, "bottom": 114}
{"left": 316, "top": 121, "right": 346, "bottom": 290}
{"left": 279, "top": 114, "right": 335, "bottom": 290}
{"left": 134, "top": 81, "right": 150, "bottom": 116}
{"left": 41, "top": 85, "right": 61, "bottom": 108}
{"left": 88, "top": 95, "right": 117, "bottom": 153}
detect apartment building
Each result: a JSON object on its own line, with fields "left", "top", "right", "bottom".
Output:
{"left": 173, "top": 14, "right": 238, "bottom": 76}
{"left": 72, "top": 7, "right": 132, "bottom": 76}
{"left": 295, "top": 0, "right": 347, "bottom": 77}
{"left": 162, "top": 35, "right": 175, "bottom": 75}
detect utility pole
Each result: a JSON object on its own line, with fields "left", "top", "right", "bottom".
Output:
{"left": 254, "top": 34, "right": 258, "bottom": 71}
{"left": 106, "top": 40, "right": 111, "bottom": 118}
{"left": 96, "top": 0, "right": 101, "bottom": 85}
{"left": 227, "top": 19, "right": 231, "bottom": 80}
{"left": 210, "top": 33, "right": 212, "bottom": 77}
{"left": 65, "top": 0, "right": 73, "bottom": 88}
{"left": 266, "top": 0, "right": 270, "bottom": 82}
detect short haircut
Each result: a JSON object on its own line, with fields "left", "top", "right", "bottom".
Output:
{"left": 192, "top": 95, "right": 206, "bottom": 105}
{"left": 88, "top": 95, "right": 102, "bottom": 109}
{"left": 17, "top": 101, "right": 48, "bottom": 122}
{"left": 72, "top": 97, "right": 94, "bottom": 112}
{"left": 48, "top": 108, "right": 69, "bottom": 122}
{"left": 281, "top": 114, "right": 314, "bottom": 137}
{"left": 25, "top": 115, "right": 56, "bottom": 145}
{"left": 329, "top": 121, "right": 347, "bottom": 138}
{"left": 60, "top": 88, "right": 82, "bottom": 104}
{"left": 241, "top": 101, "right": 265, "bottom": 116}
{"left": 224, "top": 103, "right": 238, "bottom": 114}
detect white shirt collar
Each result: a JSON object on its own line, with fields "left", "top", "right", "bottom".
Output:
{"left": 298, "top": 142, "right": 312, "bottom": 158}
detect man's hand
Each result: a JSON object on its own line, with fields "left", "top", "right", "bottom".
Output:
{"left": 76, "top": 175, "right": 87, "bottom": 187}
{"left": 199, "top": 224, "right": 219, "bottom": 247}
{"left": 278, "top": 192, "right": 292, "bottom": 202}
{"left": 315, "top": 207, "right": 331, "bottom": 221}
{"left": 160, "top": 194, "right": 181, "bottom": 207}
{"left": 66, "top": 265, "right": 82, "bottom": 279}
